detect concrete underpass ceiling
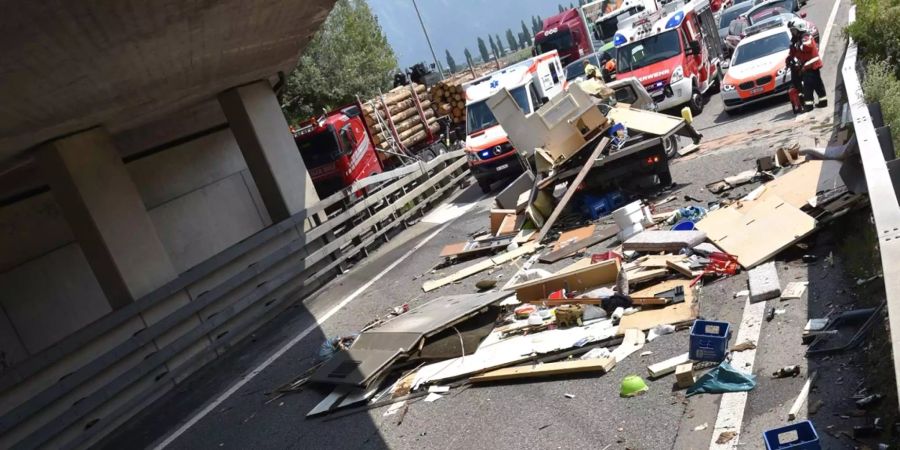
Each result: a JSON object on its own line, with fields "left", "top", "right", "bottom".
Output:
{"left": 0, "top": 0, "right": 336, "bottom": 165}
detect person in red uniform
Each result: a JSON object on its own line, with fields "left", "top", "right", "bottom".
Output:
{"left": 788, "top": 20, "right": 826, "bottom": 112}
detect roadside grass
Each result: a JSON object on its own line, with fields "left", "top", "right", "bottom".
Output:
{"left": 860, "top": 60, "right": 900, "bottom": 157}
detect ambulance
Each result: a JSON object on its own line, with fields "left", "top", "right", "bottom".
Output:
{"left": 612, "top": 0, "right": 724, "bottom": 114}
{"left": 463, "top": 51, "right": 567, "bottom": 192}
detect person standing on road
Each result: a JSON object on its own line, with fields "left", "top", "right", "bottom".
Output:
{"left": 583, "top": 58, "right": 601, "bottom": 81}
{"left": 788, "top": 20, "right": 827, "bottom": 111}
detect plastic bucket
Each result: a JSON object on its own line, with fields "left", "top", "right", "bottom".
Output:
{"left": 672, "top": 220, "right": 697, "bottom": 231}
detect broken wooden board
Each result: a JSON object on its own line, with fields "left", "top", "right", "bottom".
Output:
{"left": 675, "top": 363, "right": 695, "bottom": 389}
{"left": 439, "top": 235, "right": 516, "bottom": 258}
{"left": 490, "top": 209, "right": 517, "bottom": 234}
{"left": 627, "top": 268, "right": 668, "bottom": 285}
{"left": 639, "top": 254, "right": 687, "bottom": 268}
{"left": 618, "top": 280, "right": 697, "bottom": 333}
{"left": 757, "top": 160, "right": 845, "bottom": 209}
{"left": 647, "top": 352, "right": 691, "bottom": 378}
{"left": 622, "top": 230, "right": 707, "bottom": 253}
{"left": 469, "top": 357, "right": 616, "bottom": 383}
{"left": 539, "top": 225, "right": 618, "bottom": 263}
{"left": 506, "top": 258, "right": 620, "bottom": 302}
{"left": 696, "top": 195, "right": 816, "bottom": 269}
{"left": 552, "top": 225, "right": 597, "bottom": 251}
{"left": 424, "top": 242, "right": 541, "bottom": 292}
{"left": 536, "top": 137, "right": 610, "bottom": 243}
{"left": 781, "top": 281, "right": 809, "bottom": 300}
{"left": 496, "top": 213, "right": 520, "bottom": 236}
{"left": 677, "top": 143, "right": 700, "bottom": 157}
{"left": 666, "top": 260, "right": 693, "bottom": 278}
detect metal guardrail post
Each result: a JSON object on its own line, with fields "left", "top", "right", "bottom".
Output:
{"left": 843, "top": 6, "right": 900, "bottom": 403}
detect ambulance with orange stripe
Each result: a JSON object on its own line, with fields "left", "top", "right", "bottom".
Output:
{"left": 463, "top": 51, "right": 567, "bottom": 193}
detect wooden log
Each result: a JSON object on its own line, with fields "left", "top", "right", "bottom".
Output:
{"left": 369, "top": 108, "right": 435, "bottom": 136}
{"left": 365, "top": 100, "right": 433, "bottom": 127}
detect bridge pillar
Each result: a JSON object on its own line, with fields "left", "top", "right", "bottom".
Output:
{"left": 218, "top": 81, "right": 319, "bottom": 222}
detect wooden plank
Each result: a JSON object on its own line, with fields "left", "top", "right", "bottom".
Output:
{"left": 423, "top": 242, "right": 541, "bottom": 292}
{"left": 469, "top": 357, "right": 616, "bottom": 383}
{"left": 539, "top": 226, "right": 617, "bottom": 263}
{"left": 639, "top": 254, "right": 687, "bottom": 268}
{"left": 490, "top": 209, "right": 516, "bottom": 234}
{"left": 647, "top": 352, "right": 691, "bottom": 378}
{"left": 757, "top": 161, "right": 845, "bottom": 209}
{"left": 439, "top": 235, "right": 514, "bottom": 258}
{"left": 628, "top": 268, "right": 668, "bottom": 285}
{"left": 677, "top": 143, "right": 700, "bottom": 156}
{"left": 696, "top": 195, "right": 817, "bottom": 268}
{"left": 552, "top": 225, "right": 597, "bottom": 251}
{"left": 788, "top": 371, "right": 817, "bottom": 420}
{"left": 507, "top": 258, "right": 620, "bottom": 302}
{"left": 619, "top": 280, "right": 697, "bottom": 333}
{"left": 536, "top": 137, "right": 610, "bottom": 242}
{"left": 666, "top": 260, "right": 694, "bottom": 278}
{"left": 497, "top": 213, "right": 519, "bottom": 236}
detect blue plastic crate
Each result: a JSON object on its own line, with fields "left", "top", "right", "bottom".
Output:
{"left": 580, "top": 194, "right": 612, "bottom": 220}
{"left": 689, "top": 320, "right": 731, "bottom": 362}
{"left": 763, "top": 421, "right": 821, "bottom": 450}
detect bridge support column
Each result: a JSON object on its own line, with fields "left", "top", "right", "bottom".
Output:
{"left": 218, "top": 81, "right": 319, "bottom": 222}
{"left": 36, "top": 128, "right": 178, "bottom": 309}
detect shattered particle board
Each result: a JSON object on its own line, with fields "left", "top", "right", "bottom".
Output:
{"left": 610, "top": 328, "right": 645, "bottom": 362}
{"left": 666, "top": 260, "right": 694, "bottom": 278}
{"left": 623, "top": 230, "right": 707, "bottom": 252}
{"left": 439, "top": 235, "right": 515, "bottom": 258}
{"left": 539, "top": 225, "right": 618, "bottom": 263}
{"left": 496, "top": 213, "right": 520, "bottom": 236}
{"left": 618, "top": 280, "right": 697, "bottom": 333}
{"left": 424, "top": 242, "right": 540, "bottom": 292}
{"left": 627, "top": 268, "right": 669, "bottom": 285}
{"left": 468, "top": 357, "right": 616, "bottom": 383}
{"left": 748, "top": 262, "right": 781, "bottom": 302}
{"left": 696, "top": 195, "right": 816, "bottom": 269}
{"left": 781, "top": 281, "right": 809, "bottom": 300}
{"left": 552, "top": 225, "right": 597, "bottom": 251}
{"left": 490, "top": 209, "right": 517, "bottom": 234}
{"left": 508, "top": 258, "right": 620, "bottom": 302}
{"left": 757, "top": 160, "right": 846, "bottom": 209}
{"left": 639, "top": 254, "right": 687, "bottom": 268}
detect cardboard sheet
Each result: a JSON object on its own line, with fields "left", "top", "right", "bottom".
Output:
{"left": 618, "top": 280, "right": 697, "bottom": 333}
{"left": 552, "top": 225, "right": 597, "bottom": 251}
{"left": 506, "top": 258, "right": 620, "bottom": 302}
{"left": 757, "top": 160, "right": 845, "bottom": 209}
{"left": 696, "top": 195, "right": 816, "bottom": 268}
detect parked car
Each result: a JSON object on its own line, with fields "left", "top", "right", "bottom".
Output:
{"left": 718, "top": 2, "right": 754, "bottom": 56}
{"left": 744, "top": 12, "right": 819, "bottom": 42}
{"left": 723, "top": 3, "right": 814, "bottom": 56}
{"left": 720, "top": 26, "right": 793, "bottom": 113}
{"left": 752, "top": 0, "right": 805, "bottom": 9}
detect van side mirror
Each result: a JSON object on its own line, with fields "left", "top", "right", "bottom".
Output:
{"left": 689, "top": 41, "right": 701, "bottom": 55}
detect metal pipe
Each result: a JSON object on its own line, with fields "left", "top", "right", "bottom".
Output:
{"left": 411, "top": 0, "right": 445, "bottom": 80}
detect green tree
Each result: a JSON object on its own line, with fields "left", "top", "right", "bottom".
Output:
{"left": 477, "top": 37, "right": 490, "bottom": 62}
{"left": 445, "top": 49, "right": 458, "bottom": 73}
{"left": 489, "top": 35, "right": 499, "bottom": 59}
{"left": 537, "top": 15, "right": 544, "bottom": 31}
{"left": 520, "top": 21, "right": 533, "bottom": 46}
{"left": 282, "top": 0, "right": 397, "bottom": 122}
{"left": 495, "top": 34, "right": 506, "bottom": 57}
{"left": 506, "top": 29, "right": 519, "bottom": 52}
{"left": 464, "top": 47, "right": 474, "bottom": 68}
{"left": 518, "top": 32, "right": 528, "bottom": 49}
{"left": 558, "top": 4, "right": 565, "bottom": 13}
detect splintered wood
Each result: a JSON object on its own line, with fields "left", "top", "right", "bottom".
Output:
{"left": 618, "top": 280, "right": 697, "bottom": 333}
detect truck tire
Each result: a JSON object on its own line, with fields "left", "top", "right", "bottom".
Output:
{"left": 478, "top": 179, "right": 492, "bottom": 193}
{"left": 663, "top": 135, "right": 679, "bottom": 159}
{"left": 689, "top": 86, "right": 704, "bottom": 116}
{"left": 658, "top": 169, "right": 673, "bottom": 187}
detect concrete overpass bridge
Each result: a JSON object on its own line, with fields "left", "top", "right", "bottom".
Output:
{"left": 0, "top": 1, "right": 339, "bottom": 448}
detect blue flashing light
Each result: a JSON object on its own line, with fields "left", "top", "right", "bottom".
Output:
{"left": 479, "top": 150, "right": 492, "bottom": 159}
{"left": 613, "top": 33, "right": 627, "bottom": 47}
{"left": 665, "top": 11, "right": 684, "bottom": 29}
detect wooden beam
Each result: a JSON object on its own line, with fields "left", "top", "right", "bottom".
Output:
{"left": 536, "top": 137, "right": 610, "bottom": 242}
{"left": 469, "top": 357, "right": 615, "bottom": 383}
{"left": 788, "top": 371, "right": 817, "bottom": 420}
{"left": 539, "top": 226, "right": 618, "bottom": 263}
{"left": 423, "top": 242, "right": 541, "bottom": 292}
{"left": 666, "top": 260, "right": 694, "bottom": 278}
{"left": 628, "top": 268, "right": 669, "bottom": 285}
{"left": 647, "top": 352, "right": 691, "bottom": 378}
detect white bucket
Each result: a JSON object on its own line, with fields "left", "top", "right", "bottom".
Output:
{"left": 613, "top": 201, "right": 645, "bottom": 242}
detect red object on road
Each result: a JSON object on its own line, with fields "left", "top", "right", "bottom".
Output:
{"left": 788, "top": 87, "right": 803, "bottom": 114}
{"left": 690, "top": 252, "right": 740, "bottom": 286}
{"left": 591, "top": 251, "right": 622, "bottom": 264}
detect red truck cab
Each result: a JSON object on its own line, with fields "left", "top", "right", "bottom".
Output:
{"left": 293, "top": 104, "right": 383, "bottom": 199}
{"left": 534, "top": 9, "right": 595, "bottom": 64}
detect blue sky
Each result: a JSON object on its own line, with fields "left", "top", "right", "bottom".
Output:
{"left": 368, "top": 0, "right": 567, "bottom": 67}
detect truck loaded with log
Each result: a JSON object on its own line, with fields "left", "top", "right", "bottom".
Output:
{"left": 293, "top": 82, "right": 450, "bottom": 198}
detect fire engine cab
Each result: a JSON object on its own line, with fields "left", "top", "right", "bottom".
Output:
{"left": 612, "top": 0, "right": 723, "bottom": 114}
{"left": 463, "top": 51, "right": 567, "bottom": 193}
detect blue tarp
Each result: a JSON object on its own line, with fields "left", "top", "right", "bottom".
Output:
{"left": 686, "top": 361, "right": 757, "bottom": 397}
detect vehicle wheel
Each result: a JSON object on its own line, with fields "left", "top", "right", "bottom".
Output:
{"left": 478, "top": 179, "right": 492, "bottom": 193}
{"left": 689, "top": 87, "right": 704, "bottom": 115}
{"left": 658, "top": 170, "right": 673, "bottom": 187}
{"left": 663, "top": 135, "right": 679, "bottom": 159}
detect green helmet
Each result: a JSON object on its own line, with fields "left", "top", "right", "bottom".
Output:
{"left": 620, "top": 375, "right": 649, "bottom": 397}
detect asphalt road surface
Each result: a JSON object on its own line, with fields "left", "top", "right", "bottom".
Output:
{"left": 101, "top": 0, "right": 896, "bottom": 448}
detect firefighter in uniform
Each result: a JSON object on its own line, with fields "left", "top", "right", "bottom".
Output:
{"left": 583, "top": 59, "right": 601, "bottom": 81}
{"left": 788, "top": 20, "right": 827, "bottom": 111}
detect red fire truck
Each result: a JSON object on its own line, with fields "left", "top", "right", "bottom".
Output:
{"left": 294, "top": 101, "right": 448, "bottom": 199}
{"left": 612, "top": 0, "right": 724, "bottom": 114}
{"left": 534, "top": 8, "right": 597, "bottom": 64}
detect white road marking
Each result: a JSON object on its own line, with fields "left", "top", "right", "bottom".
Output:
{"left": 421, "top": 201, "right": 478, "bottom": 224}
{"left": 818, "top": 0, "right": 843, "bottom": 56}
{"left": 708, "top": 298, "right": 767, "bottom": 449}
{"left": 151, "top": 221, "right": 453, "bottom": 450}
